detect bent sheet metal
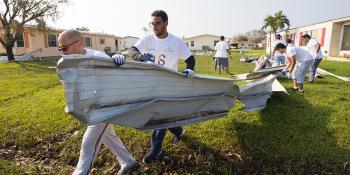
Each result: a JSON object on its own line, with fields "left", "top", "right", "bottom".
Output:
{"left": 57, "top": 55, "right": 287, "bottom": 130}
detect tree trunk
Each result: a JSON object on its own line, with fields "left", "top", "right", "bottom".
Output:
{"left": 269, "top": 32, "right": 272, "bottom": 56}
{"left": 5, "top": 46, "right": 15, "bottom": 61}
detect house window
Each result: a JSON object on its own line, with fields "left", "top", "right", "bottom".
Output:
{"left": 84, "top": 37, "right": 91, "bottom": 48}
{"left": 15, "top": 34, "right": 24, "bottom": 47}
{"left": 48, "top": 34, "right": 57, "bottom": 47}
{"left": 100, "top": 38, "right": 105, "bottom": 45}
{"left": 191, "top": 41, "right": 194, "bottom": 47}
{"left": 341, "top": 25, "right": 350, "bottom": 50}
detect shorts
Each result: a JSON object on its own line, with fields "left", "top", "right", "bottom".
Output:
{"left": 216, "top": 57, "right": 228, "bottom": 68}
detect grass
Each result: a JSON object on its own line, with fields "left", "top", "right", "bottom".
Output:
{"left": 0, "top": 50, "right": 349, "bottom": 174}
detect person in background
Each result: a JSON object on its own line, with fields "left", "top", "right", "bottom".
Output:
{"left": 277, "top": 39, "right": 313, "bottom": 93}
{"left": 272, "top": 34, "right": 287, "bottom": 65}
{"left": 213, "top": 36, "right": 231, "bottom": 74}
{"left": 302, "top": 34, "right": 323, "bottom": 83}
{"left": 58, "top": 30, "right": 138, "bottom": 175}
{"left": 128, "top": 10, "right": 195, "bottom": 164}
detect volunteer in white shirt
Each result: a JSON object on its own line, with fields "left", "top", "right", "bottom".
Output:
{"left": 128, "top": 10, "right": 196, "bottom": 164}
{"left": 276, "top": 40, "right": 313, "bottom": 93}
{"left": 272, "top": 34, "right": 287, "bottom": 65}
{"left": 213, "top": 36, "right": 231, "bottom": 74}
{"left": 57, "top": 30, "right": 138, "bottom": 175}
{"left": 302, "top": 34, "right": 323, "bottom": 83}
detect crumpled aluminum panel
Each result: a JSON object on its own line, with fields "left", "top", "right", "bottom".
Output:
{"left": 57, "top": 55, "right": 286, "bottom": 130}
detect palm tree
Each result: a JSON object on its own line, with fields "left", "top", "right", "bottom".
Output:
{"left": 262, "top": 11, "right": 290, "bottom": 55}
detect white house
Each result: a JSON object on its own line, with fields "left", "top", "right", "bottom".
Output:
{"left": 266, "top": 16, "right": 350, "bottom": 59}
{"left": 118, "top": 36, "right": 140, "bottom": 51}
{"left": 183, "top": 34, "right": 222, "bottom": 51}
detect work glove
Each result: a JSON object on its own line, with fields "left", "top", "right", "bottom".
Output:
{"left": 286, "top": 72, "right": 292, "bottom": 79}
{"left": 138, "top": 53, "right": 155, "bottom": 63}
{"left": 281, "top": 69, "right": 289, "bottom": 76}
{"left": 112, "top": 54, "right": 125, "bottom": 66}
{"left": 183, "top": 69, "right": 195, "bottom": 78}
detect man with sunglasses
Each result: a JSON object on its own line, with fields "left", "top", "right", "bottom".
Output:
{"left": 128, "top": 10, "right": 196, "bottom": 164}
{"left": 57, "top": 30, "right": 137, "bottom": 175}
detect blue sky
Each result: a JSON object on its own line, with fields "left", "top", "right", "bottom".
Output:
{"left": 51, "top": 0, "right": 350, "bottom": 38}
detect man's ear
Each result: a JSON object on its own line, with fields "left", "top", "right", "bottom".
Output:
{"left": 165, "top": 20, "right": 168, "bottom": 26}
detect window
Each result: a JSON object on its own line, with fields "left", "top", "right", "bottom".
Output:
{"left": 191, "top": 41, "right": 194, "bottom": 47}
{"left": 15, "top": 34, "right": 24, "bottom": 47}
{"left": 84, "top": 37, "right": 91, "bottom": 48}
{"left": 341, "top": 25, "right": 350, "bottom": 50}
{"left": 100, "top": 38, "right": 105, "bottom": 45}
{"left": 48, "top": 34, "right": 57, "bottom": 47}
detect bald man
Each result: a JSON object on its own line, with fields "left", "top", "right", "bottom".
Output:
{"left": 58, "top": 30, "right": 138, "bottom": 175}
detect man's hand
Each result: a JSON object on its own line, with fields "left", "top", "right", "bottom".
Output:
{"left": 183, "top": 69, "right": 195, "bottom": 78}
{"left": 281, "top": 69, "right": 289, "bottom": 76}
{"left": 138, "top": 53, "right": 155, "bottom": 63}
{"left": 112, "top": 54, "right": 125, "bottom": 66}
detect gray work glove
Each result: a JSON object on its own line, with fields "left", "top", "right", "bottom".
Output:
{"left": 183, "top": 69, "right": 195, "bottom": 78}
{"left": 112, "top": 54, "right": 125, "bottom": 66}
{"left": 138, "top": 53, "right": 155, "bottom": 63}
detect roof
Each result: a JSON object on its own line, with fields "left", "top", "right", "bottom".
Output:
{"left": 22, "top": 24, "right": 122, "bottom": 39}
{"left": 276, "top": 15, "right": 350, "bottom": 33}
{"left": 122, "top": 36, "right": 140, "bottom": 39}
{"left": 183, "top": 34, "right": 221, "bottom": 40}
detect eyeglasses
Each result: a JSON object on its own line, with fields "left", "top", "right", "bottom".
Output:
{"left": 149, "top": 22, "right": 163, "bottom": 27}
{"left": 58, "top": 40, "right": 79, "bottom": 52}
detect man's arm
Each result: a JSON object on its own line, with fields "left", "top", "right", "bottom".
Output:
{"left": 182, "top": 55, "right": 196, "bottom": 78}
{"left": 316, "top": 43, "right": 321, "bottom": 53}
{"left": 272, "top": 47, "right": 276, "bottom": 58}
{"left": 128, "top": 46, "right": 142, "bottom": 61}
{"left": 289, "top": 56, "right": 296, "bottom": 72}
{"left": 128, "top": 46, "right": 154, "bottom": 62}
{"left": 185, "top": 55, "right": 195, "bottom": 70}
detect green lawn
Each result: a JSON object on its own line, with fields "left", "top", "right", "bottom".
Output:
{"left": 0, "top": 50, "right": 349, "bottom": 174}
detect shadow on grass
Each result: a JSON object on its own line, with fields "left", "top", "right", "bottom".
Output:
{"left": 135, "top": 134, "right": 244, "bottom": 175}
{"left": 14, "top": 61, "right": 56, "bottom": 70}
{"left": 233, "top": 92, "right": 350, "bottom": 174}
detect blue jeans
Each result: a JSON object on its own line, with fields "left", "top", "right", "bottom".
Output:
{"left": 150, "top": 127, "right": 183, "bottom": 152}
{"left": 276, "top": 55, "right": 286, "bottom": 65}
{"left": 296, "top": 59, "right": 313, "bottom": 84}
{"left": 309, "top": 58, "right": 323, "bottom": 82}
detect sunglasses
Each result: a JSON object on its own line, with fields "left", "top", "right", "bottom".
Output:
{"left": 58, "top": 40, "right": 79, "bottom": 52}
{"left": 149, "top": 21, "right": 163, "bottom": 27}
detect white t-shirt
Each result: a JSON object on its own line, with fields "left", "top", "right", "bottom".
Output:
{"left": 85, "top": 48, "right": 110, "bottom": 58}
{"left": 286, "top": 44, "right": 313, "bottom": 62}
{"left": 134, "top": 33, "right": 192, "bottom": 71}
{"left": 214, "top": 41, "right": 230, "bottom": 58}
{"left": 306, "top": 39, "right": 323, "bottom": 59}
{"left": 274, "top": 40, "right": 287, "bottom": 57}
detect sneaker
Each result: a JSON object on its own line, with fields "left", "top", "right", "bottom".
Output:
{"left": 142, "top": 149, "right": 162, "bottom": 164}
{"left": 173, "top": 129, "right": 185, "bottom": 144}
{"left": 298, "top": 89, "right": 304, "bottom": 93}
{"left": 117, "top": 161, "right": 139, "bottom": 175}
